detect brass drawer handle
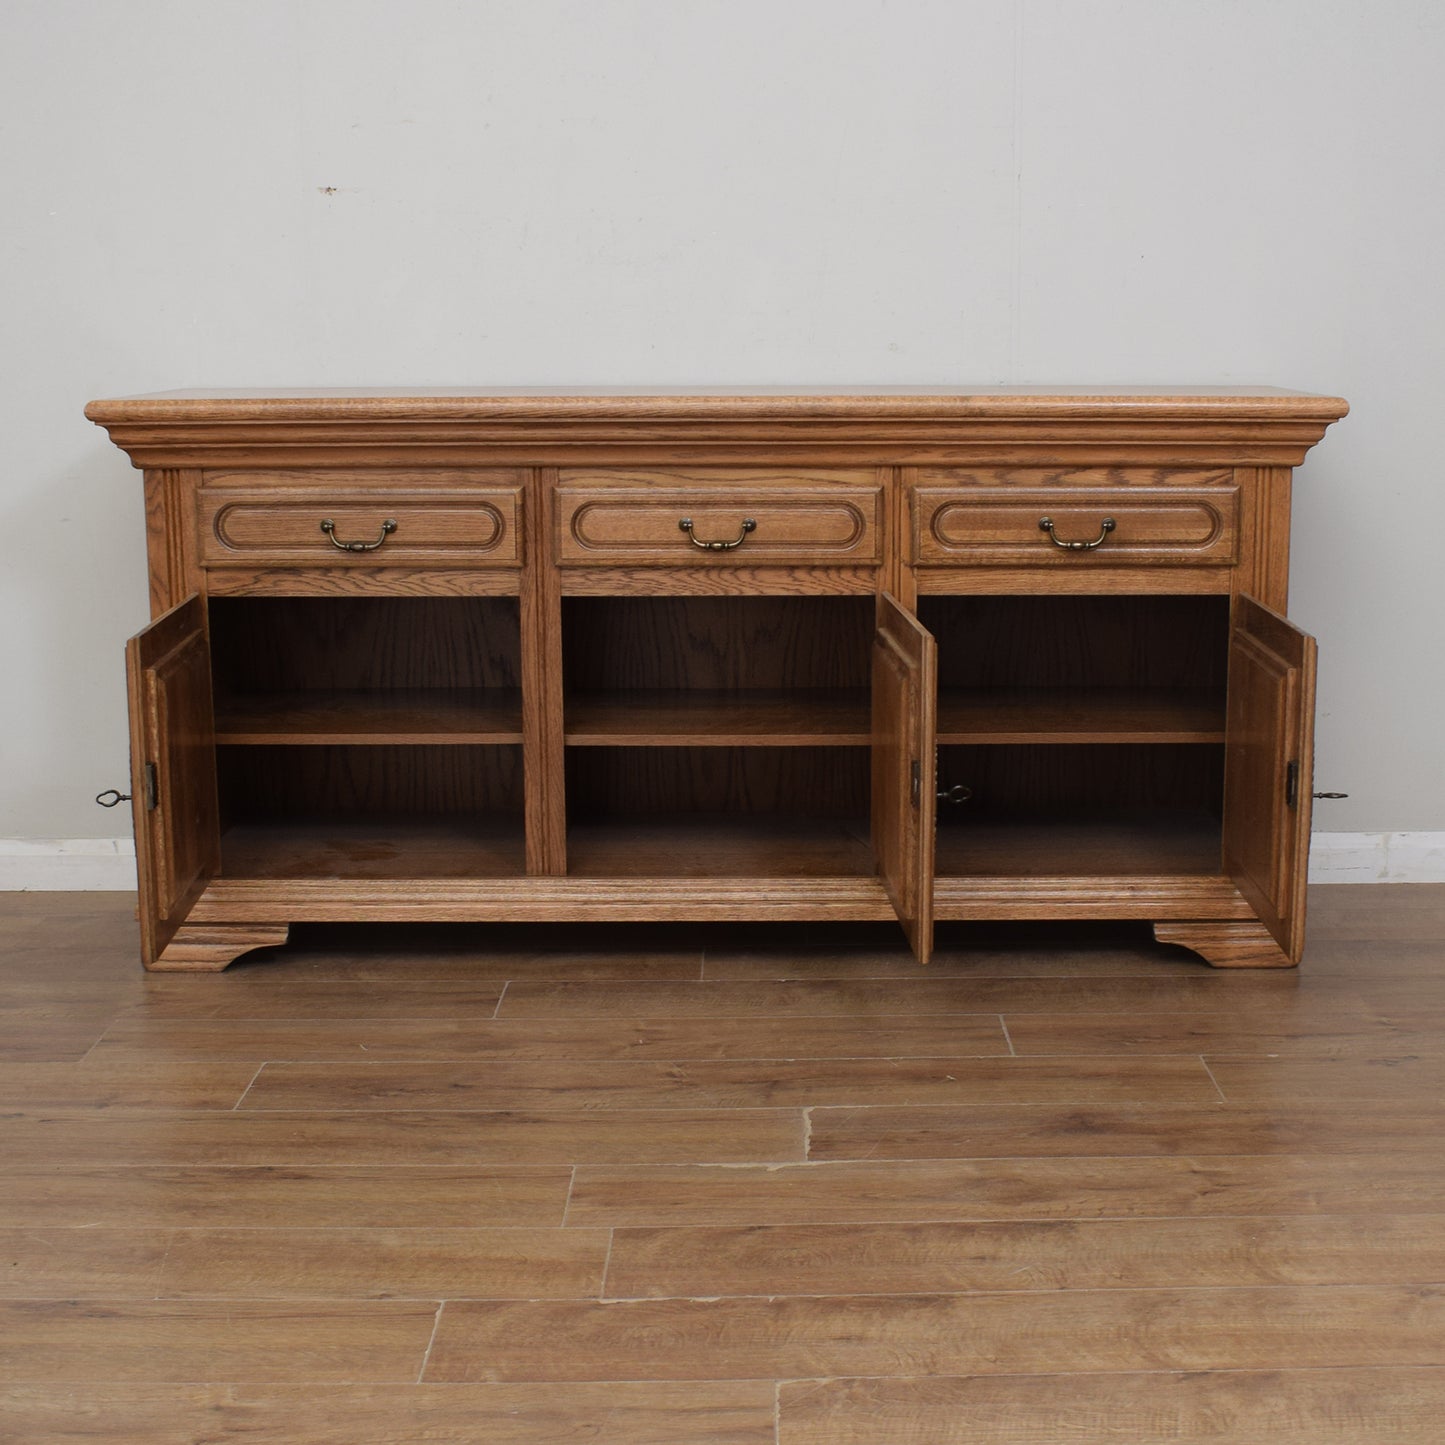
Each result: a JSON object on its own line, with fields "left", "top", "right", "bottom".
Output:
{"left": 321, "top": 517, "right": 397, "bottom": 552}
{"left": 679, "top": 517, "right": 756, "bottom": 551}
{"left": 1038, "top": 516, "right": 1116, "bottom": 550}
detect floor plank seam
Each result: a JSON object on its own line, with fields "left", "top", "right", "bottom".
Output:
{"left": 597, "top": 1227, "right": 616, "bottom": 1297}
{"left": 415, "top": 1300, "right": 445, "bottom": 1384}
{"left": 1200, "top": 1056, "right": 1228, "bottom": 1102}
{"left": 151, "top": 1228, "right": 177, "bottom": 1301}
{"left": 998, "top": 1014, "right": 1016, "bottom": 1055}
{"left": 230, "top": 1062, "right": 269, "bottom": 1110}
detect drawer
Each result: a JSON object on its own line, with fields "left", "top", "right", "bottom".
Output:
{"left": 198, "top": 472, "right": 523, "bottom": 568}
{"left": 555, "top": 469, "right": 883, "bottom": 566}
{"left": 913, "top": 468, "right": 1238, "bottom": 567}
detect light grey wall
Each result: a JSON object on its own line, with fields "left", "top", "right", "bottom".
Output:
{"left": 2, "top": 0, "right": 1439, "bottom": 839}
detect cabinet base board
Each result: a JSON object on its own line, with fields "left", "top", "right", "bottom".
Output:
{"left": 191, "top": 876, "right": 900, "bottom": 925}
{"left": 1152, "top": 918, "right": 1294, "bottom": 968}
{"left": 151, "top": 922, "right": 292, "bottom": 972}
{"left": 182, "top": 874, "right": 1250, "bottom": 931}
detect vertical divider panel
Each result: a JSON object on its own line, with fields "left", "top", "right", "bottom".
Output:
{"left": 522, "top": 467, "right": 567, "bottom": 874}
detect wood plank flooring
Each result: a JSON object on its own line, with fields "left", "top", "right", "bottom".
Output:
{"left": 2, "top": 887, "right": 1444, "bottom": 1441}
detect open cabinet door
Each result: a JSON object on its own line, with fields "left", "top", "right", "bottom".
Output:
{"left": 1222, "top": 595, "right": 1317, "bottom": 964}
{"left": 125, "top": 595, "right": 221, "bottom": 967}
{"left": 872, "top": 593, "right": 937, "bottom": 964}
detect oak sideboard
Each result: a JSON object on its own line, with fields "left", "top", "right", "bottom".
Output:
{"left": 87, "top": 387, "right": 1347, "bottom": 971}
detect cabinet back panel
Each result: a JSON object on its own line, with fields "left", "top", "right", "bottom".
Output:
{"left": 208, "top": 598, "right": 521, "bottom": 693}
{"left": 918, "top": 596, "right": 1229, "bottom": 693}
{"left": 561, "top": 597, "right": 872, "bottom": 692}
{"left": 566, "top": 746, "right": 868, "bottom": 818}
{"left": 218, "top": 744, "right": 523, "bottom": 821}
{"left": 936, "top": 743, "right": 1225, "bottom": 817}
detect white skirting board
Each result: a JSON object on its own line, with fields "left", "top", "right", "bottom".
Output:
{"left": 2, "top": 833, "right": 1445, "bottom": 890}
{"left": 1306, "top": 832, "right": 1445, "bottom": 884}
{"left": 0, "top": 839, "right": 138, "bottom": 890}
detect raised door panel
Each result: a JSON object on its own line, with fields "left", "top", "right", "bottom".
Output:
{"left": 872, "top": 594, "right": 936, "bottom": 964}
{"left": 125, "top": 595, "right": 221, "bottom": 966}
{"left": 1223, "top": 595, "right": 1317, "bottom": 963}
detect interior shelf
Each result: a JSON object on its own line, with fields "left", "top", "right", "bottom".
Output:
{"left": 936, "top": 688, "right": 1225, "bottom": 744}
{"left": 220, "top": 819, "right": 526, "bottom": 879}
{"left": 935, "top": 811, "right": 1222, "bottom": 877}
{"left": 565, "top": 689, "right": 871, "bottom": 746}
{"left": 215, "top": 689, "right": 523, "bottom": 745}
{"left": 566, "top": 816, "right": 874, "bottom": 878}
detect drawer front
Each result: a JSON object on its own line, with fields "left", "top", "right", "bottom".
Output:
{"left": 555, "top": 469, "right": 883, "bottom": 566}
{"left": 913, "top": 469, "right": 1238, "bottom": 567}
{"left": 198, "top": 472, "right": 523, "bottom": 568}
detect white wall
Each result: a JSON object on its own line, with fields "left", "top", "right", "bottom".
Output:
{"left": 2, "top": 0, "right": 1441, "bottom": 861}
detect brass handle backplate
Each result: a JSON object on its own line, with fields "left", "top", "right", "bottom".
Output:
{"left": 679, "top": 517, "right": 756, "bottom": 551}
{"left": 1038, "top": 516, "right": 1116, "bottom": 550}
{"left": 321, "top": 517, "right": 397, "bottom": 552}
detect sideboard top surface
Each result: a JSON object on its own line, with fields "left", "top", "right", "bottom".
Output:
{"left": 86, "top": 387, "right": 1349, "bottom": 470}
{"left": 87, "top": 385, "right": 1349, "bottom": 419}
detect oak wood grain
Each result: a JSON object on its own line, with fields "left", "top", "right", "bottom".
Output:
{"left": 495, "top": 972, "right": 1306, "bottom": 1018}
{"left": 0, "top": 1108, "right": 804, "bottom": 1168}
{"left": 5, "top": 886, "right": 1442, "bottom": 1440}
{"left": 565, "top": 688, "right": 871, "bottom": 746}
{"left": 1205, "top": 1053, "right": 1445, "bottom": 1105}
{"left": 807, "top": 1101, "right": 1445, "bottom": 1160}
{"left": 125, "top": 976, "right": 506, "bottom": 1019}
{"left": 198, "top": 479, "right": 522, "bottom": 569}
{"left": 566, "top": 1153, "right": 1445, "bottom": 1226}
{"left": 0, "top": 1299, "right": 436, "bottom": 1382}
{"left": 238, "top": 1054, "right": 1217, "bottom": 1112}
{"left": 157, "top": 1226, "right": 608, "bottom": 1299}
{"left": 0, "top": 1057, "right": 260, "bottom": 1110}
{"left": 0, "top": 1229, "right": 169, "bottom": 1299}
{"left": 86, "top": 388, "right": 1350, "bottom": 472}
{"left": 214, "top": 688, "right": 524, "bottom": 745}
{"left": 1003, "top": 1007, "right": 1445, "bottom": 1057}
{"left": 0, "top": 1382, "right": 778, "bottom": 1444}
{"left": 555, "top": 468, "right": 883, "bottom": 566}
{"left": 604, "top": 1213, "right": 1445, "bottom": 1299}
{"left": 778, "top": 1368, "right": 1445, "bottom": 1445}
{"left": 0, "top": 1006, "right": 116, "bottom": 1062}
{"left": 0, "top": 1167, "right": 575, "bottom": 1229}
{"left": 425, "top": 1285, "right": 1445, "bottom": 1381}
{"left": 93, "top": 1011, "right": 1008, "bottom": 1061}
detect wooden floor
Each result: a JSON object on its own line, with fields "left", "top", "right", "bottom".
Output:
{"left": 2, "top": 887, "right": 1444, "bottom": 1442}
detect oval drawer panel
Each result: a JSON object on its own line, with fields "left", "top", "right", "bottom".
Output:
{"left": 914, "top": 484, "right": 1239, "bottom": 566}
{"left": 198, "top": 473, "right": 523, "bottom": 567}
{"left": 556, "top": 469, "right": 883, "bottom": 566}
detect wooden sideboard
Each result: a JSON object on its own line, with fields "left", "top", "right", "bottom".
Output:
{"left": 87, "top": 387, "right": 1347, "bottom": 971}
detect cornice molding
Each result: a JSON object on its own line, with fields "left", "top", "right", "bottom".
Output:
{"left": 86, "top": 389, "right": 1350, "bottom": 469}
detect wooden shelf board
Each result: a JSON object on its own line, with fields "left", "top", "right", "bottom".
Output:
{"left": 193, "top": 874, "right": 897, "bottom": 923}
{"left": 219, "top": 819, "right": 525, "bottom": 879}
{"left": 566, "top": 815, "right": 874, "bottom": 878}
{"left": 565, "top": 690, "right": 871, "bottom": 746}
{"left": 935, "top": 811, "right": 1222, "bottom": 878}
{"left": 214, "top": 689, "right": 523, "bottom": 745}
{"left": 936, "top": 689, "right": 1225, "bottom": 744}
